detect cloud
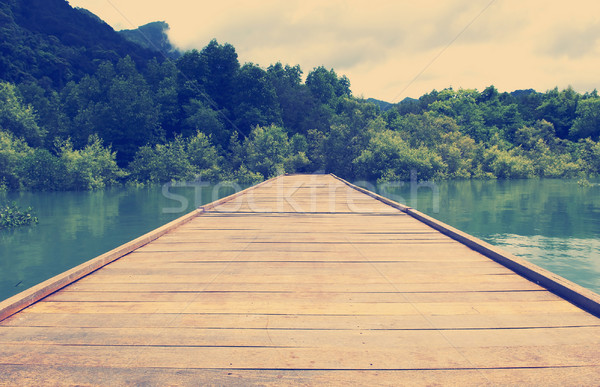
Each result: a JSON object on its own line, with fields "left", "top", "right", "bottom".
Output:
{"left": 168, "top": 0, "right": 410, "bottom": 70}
{"left": 544, "top": 23, "right": 600, "bottom": 58}
{"left": 67, "top": 0, "right": 600, "bottom": 100}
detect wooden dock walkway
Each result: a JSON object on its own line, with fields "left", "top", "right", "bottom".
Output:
{"left": 1, "top": 174, "right": 599, "bottom": 385}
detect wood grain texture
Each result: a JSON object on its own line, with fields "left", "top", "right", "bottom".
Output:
{"left": 1, "top": 173, "right": 599, "bottom": 385}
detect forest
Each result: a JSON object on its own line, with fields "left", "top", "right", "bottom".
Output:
{"left": 1, "top": 1, "right": 600, "bottom": 191}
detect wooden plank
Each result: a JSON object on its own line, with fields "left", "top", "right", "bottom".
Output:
{"left": 4, "top": 311, "right": 598, "bottom": 330}
{"left": 45, "top": 289, "right": 560, "bottom": 303}
{"left": 2, "top": 364, "right": 600, "bottom": 387}
{"left": 92, "top": 262, "right": 515, "bottom": 276}
{"left": 0, "top": 326, "right": 455, "bottom": 348}
{"left": 68, "top": 273, "right": 527, "bottom": 285}
{"left": 23, "top": 300, "right": 581, "bottom": 315}
{"left": 127, "top": 245, "right": 487, "bottom": 261}
{"left": 107, "top": 257, "right": 497, "bottom": 264}
{"left": 0, "top": 366, "right": 483, "bottom": 387}
{"left": 122, "top": 248, "right": 495, "bottom": 262}
{"left": 63, "top": 280, "right": 547, "bottom": 293}
{"left": 155, "top": 233, "right": 452, "bottom": 243}
{"left": 0, "top": 343, "right": 598, "bottom": 369}
{"left": 2, "top": 325, "right": 599, "bottom": 348}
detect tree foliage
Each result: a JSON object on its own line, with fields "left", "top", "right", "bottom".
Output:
{"left": 1, "top": 2, "right": 600, "bottom": 191}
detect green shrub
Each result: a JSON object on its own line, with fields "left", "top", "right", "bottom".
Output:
{"left": 59, "top": 135, "right": 126, "bottom": 190}
{"left": 0, "top": 130, "right": 33, "bottom": 189}
{"left": 128, "top": 132, "right": 222, "bottom": 183}
{"left": 19, "top": 148, "right": 65, "bottom": 190}
{"left": 353, "top": 129, "right": 444, "bottom": 181}
{"left": 483, "top": 146, "right": 535, "bottom": 178}
{"left": 244, "top": 125, "right": 290, "bottom": 178}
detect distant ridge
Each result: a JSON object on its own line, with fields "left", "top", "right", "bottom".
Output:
{"left": 119, "top": 21, "right": 181, "bottom": 60}
{"left": 0, "top": 0, "right": 160, "bottom": 87}
{"left": 366, "top": 98, "right": 393, "bottom": 111}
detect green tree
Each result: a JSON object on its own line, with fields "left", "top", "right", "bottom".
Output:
{"left": 570, "top": 97, "right": 600, "bottom": 140}
{"left": 145, "top": 59, "right": 180, "bottom": 138}
{"left": 243, "top": 125, "right": 290, "bottom": 178}
{"left": 525, "top": 139, "right": 580, "bottom": 178}
{"left": 513, "top": 120, "right": 556, "bottom": 150}
{"left": 0, "top": 82, "right": 46, "bottom": 146}
{"left": 185, "top": 131, "right": 222, "bottom": 180}
{"left": 305, "top": 66, "right": 351, "bottom": 105}
{"left": 198, "top": 39, "right": 240, "bottom": 110}
{"left": 232, "top": 63, "right": 282, "bottom": 136}
{"left": 267, "top": 63, "right": 319, "bottom": 134}
{"left": 536, "top": 87, "right": 580, "bottom": 139}
{"left": 320, "top": 101, "right": 385, "bottom": 178}
{"left": 19, "top": 149, "right": 65, "bottom": 190}
{"left": 63, "top": 57, "right": 164, "bottom": 165}
{"left": 427, "top": 88, "right": 488, "bottom": 142}
{"left": 183, "top": 99, "right": 227, "bottom": 147}
{"left": 284, "top": 133, "right": 311, "bottom": 173}
{"left": 17, "top": 82, "right": 68, "bottom": 146}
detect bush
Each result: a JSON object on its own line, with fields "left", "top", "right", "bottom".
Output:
{"left": 128, "top": 139, "right": 195, "bottom": 183}
{"left": 353, "top": 129, "right": 444, "bottom": 181}
{"left": 128, "top": 132, "right": 223, "bottom": 183}
{"left": 19, "top": 148, "right": 65, "bottom": 190}
{"left": 225, "top": 165, "right": 264, "bottom": 186}
{"left": 244, "top": 125, "right": 290, "bottom": 178}
{"left": 576, "top": 138, "right": 600, "bottom": 175}
{"left": 483, "top": 146, "right": 535, "bottom": 178}
{"left": 59, "top": 135, "right": 126, "bottom": 190}
{"left": 0, "top": 130, "right": 33, "bottom": 189}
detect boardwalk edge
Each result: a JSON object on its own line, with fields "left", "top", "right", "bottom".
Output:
{"left": 0, "top": 175, "right": 282, "bottom": 322}
{"left": 331, "top": 173, "right": 600, "bottom": 318}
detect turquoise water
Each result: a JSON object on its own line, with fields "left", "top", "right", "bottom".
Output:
{"left": 0, "top": 178, "right": 599, "bottom": 301}
{"left": 370, "top": 178, "right": 600, "bottom": 294}
{"left": 0, "top": 183, "right": 243, "bottom": 301}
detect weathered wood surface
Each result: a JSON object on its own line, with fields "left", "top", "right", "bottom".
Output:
{"left": 1, "top": 174, "right": 599, "bottom": 386}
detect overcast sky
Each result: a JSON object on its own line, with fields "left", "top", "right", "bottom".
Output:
{"left": 68, "top": 0, "right": 600, "bottom": 102}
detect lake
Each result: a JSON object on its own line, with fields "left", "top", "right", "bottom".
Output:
{"left": 0, "top": 177, "right": 599, "bottom": 301}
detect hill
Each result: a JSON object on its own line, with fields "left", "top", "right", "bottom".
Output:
{"left": 119, "top": 21, "right": 181, "bottom": 60}
{"left": 0, "top": 0, "right": 160, "bottom": 87}
{"left": 366, "top": 97, "right": 393, "bottom": 111}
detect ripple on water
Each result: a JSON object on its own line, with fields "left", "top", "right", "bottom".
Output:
{"left": 486, "top": 233, "right": 600, "bottom": 294}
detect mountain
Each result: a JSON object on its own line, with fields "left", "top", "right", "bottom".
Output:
{"left": 366, "top": 97, "right": 393, "bottom": 111}
{"left": 0, "top": 0, "right": 160, "bottom": 88}
{"left": 119, "top": 21, "right": 181, "bottom": 60}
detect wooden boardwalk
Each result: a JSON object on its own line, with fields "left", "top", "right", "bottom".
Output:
{"left": 1, "top": 174, "right": 599, "bottom": 385}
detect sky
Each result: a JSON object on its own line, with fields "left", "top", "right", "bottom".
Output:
{"left": 67, "top": 0, "right": 600, "bottom": 102}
